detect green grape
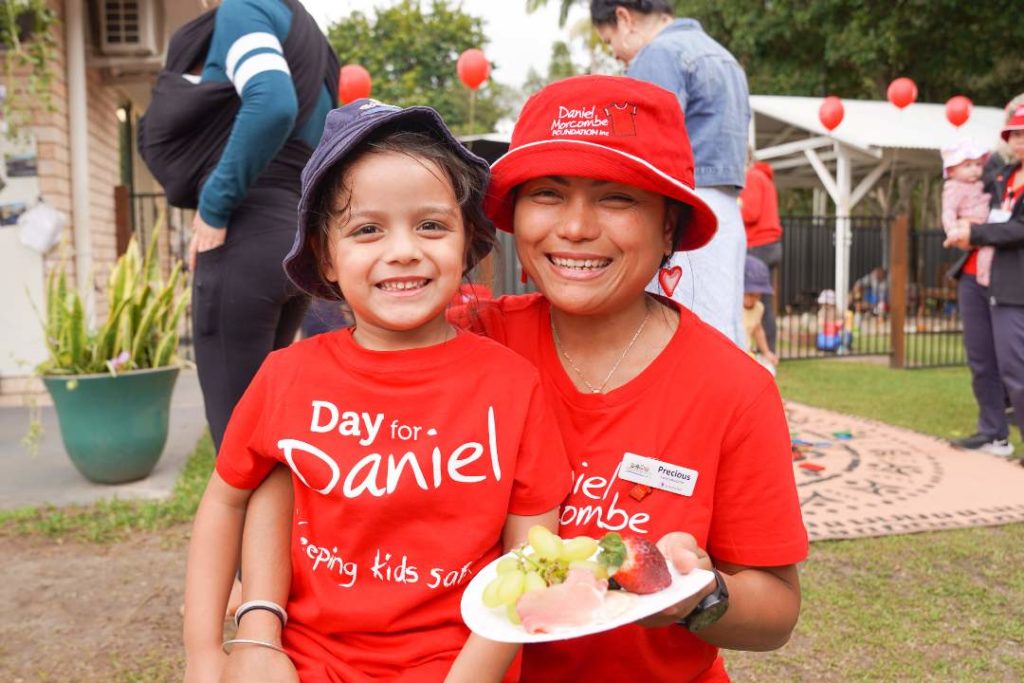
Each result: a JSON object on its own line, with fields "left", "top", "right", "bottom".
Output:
{"left": 482, "top": 576, "right": 504, "bottom": 608}
{"left": 496, "top": 570, "right": 526, "bottom": 606}
{"left": 561, "top": 536, "right": 599, "bottom": 562}
{"left": 496, "top": 556, "right": 520, "bottom": 575}
{"left": 528, "top": 525, "right": 563, "bottom": 560}
{"left": 524, "top": 571, "right": 547, "bottom": 593}
{"left": 569, "top": 559, "right": 609, "bottom": 581}
{"left": 506, "top": 603, "right": 522, "bottom": 625}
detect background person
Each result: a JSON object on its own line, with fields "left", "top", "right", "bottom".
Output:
{"left": 944, "top": 105, "right": 1024, "bottom": 458}
{"left": 143, "top": 0, "right": 338, "bottom": 452}
{"left": 743, "top": 255, "right": 779, "bottom": 374}
{"left": 591, "top": 0, "right": 751, "bottom": 347}
{"left": 740, "top": 154, "right": 783, "bottom": 352}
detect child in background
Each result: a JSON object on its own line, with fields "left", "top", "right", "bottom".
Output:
{"left": 742, "top": 256, "right": 779, "bottom": 373}
{"left": 182, "top": 100, "right": 570, "bottom": 683}
{"left": 942, "top": 139, "right": 993, "bottom": 285}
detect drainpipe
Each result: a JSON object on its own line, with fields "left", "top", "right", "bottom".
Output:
{"left": 65, "top": 0, "right": 93, "bottom": 319}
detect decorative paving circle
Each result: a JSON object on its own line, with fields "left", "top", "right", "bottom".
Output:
{"left": 786, "top": 403, "right": 1024, "bottom": 541}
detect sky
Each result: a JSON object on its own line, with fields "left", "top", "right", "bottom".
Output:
{"left": 301, "top": 0, "right": 588, "bottom": 88}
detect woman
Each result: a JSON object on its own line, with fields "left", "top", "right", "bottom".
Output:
{"left": 945, "top": 105, "right": 1024, "bottom": 459}
{"left": 225, "top": 75, "right": 806, "bottom": 682}
{"left": 589, "top": 0, "right": 751, "bottom": 347}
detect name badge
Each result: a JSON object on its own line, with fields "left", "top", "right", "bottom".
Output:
{"left": 988, "top": 208, "right": 1012, "bottom": 224}
{"left": 619, "top": 452, "right": 698, "bottom": 497}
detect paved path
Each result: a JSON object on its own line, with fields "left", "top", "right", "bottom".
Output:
{"left": 0, "top": 370, "right": 206, "bottom": 510}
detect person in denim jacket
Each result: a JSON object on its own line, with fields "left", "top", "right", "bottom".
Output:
{"left": 592, "top": 0, "right": 751, "bottom": 347}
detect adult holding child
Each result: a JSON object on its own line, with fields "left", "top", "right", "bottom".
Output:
{"left": 945, "top": 106, "right": 1024, "bottom": 458}
{"left": 222, "top": 76, "right": 807, "bottom": 682}
{"left": 590, "top": 0, "right": 752, "bottom": 346}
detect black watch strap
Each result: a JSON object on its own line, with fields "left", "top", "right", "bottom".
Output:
{"left": 679, "top": 568, "right": 729, "bottom": 632}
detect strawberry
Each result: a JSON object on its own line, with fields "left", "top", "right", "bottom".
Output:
{"left": 597, "top": 532, "right": 671, "bottom": 594}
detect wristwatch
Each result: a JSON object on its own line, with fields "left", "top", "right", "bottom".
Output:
{"left": 680, "top": 568, "right": 729, "bottom": 632}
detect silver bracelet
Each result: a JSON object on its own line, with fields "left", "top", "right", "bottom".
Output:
{"left": 222, "top": 638, "right": 288, "bottom": 656}
{"left": 234, "top": 599, "right": 288, "bottom": 629}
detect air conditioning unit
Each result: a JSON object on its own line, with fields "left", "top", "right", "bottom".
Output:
{"left": 97, "top": 0, "right": 160, "bottom": 57}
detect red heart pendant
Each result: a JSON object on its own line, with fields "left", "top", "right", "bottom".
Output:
{"left": 658, "top": 265, "right": 682, "bottom": 297}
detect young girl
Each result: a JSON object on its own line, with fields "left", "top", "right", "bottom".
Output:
{"left": 182, "top": 100, "right": 570, "bottom": 682}
{"left": 941, "top": 139, "right": 992, "bottom": 285}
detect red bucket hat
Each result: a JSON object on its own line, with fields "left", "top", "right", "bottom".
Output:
{"left": 485, "top": 74, "right": 717, "bottom": 251}
{"left": 1001, "top": 104, "right": 1024, "bottom": 141}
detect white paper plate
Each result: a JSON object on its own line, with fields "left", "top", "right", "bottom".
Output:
{"left": 460, "top": 550, "right": 715, "bottom": 643}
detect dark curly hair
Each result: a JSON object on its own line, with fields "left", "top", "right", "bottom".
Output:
{"left": 306, "top": 127, "right": 496, "bottom": 301}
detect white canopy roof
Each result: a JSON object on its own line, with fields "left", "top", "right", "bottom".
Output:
{"left": 751, "top": 96, "right": 1006, "bottom": 191}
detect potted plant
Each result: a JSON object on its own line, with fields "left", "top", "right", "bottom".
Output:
{"left": 38, "top": 219, "right": 190, "bottom": 484}
{"left": 1, "top": 0, "right": 59, "bottom": 139}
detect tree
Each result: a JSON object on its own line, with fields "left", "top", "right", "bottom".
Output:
{"left": 525, "top": 0, "right": 1024, "bottom": 107}
{"left": 328, "top": 0, "right": 509, "bottom": 135}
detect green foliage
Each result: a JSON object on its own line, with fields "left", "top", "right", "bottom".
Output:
{"left": 675, "top": 0, "right": 1024, "bottom": 106}
{"left": 524, "top": 40, "right": 580, "bottom": 96}
{"left": 327, "top": 0, "right": 511, "bottom": 135}
{"left": 526, "top": 0, "right": 1024, "bottom": 106}
{"left": 0, "top": 0, "right": 59, "bottom": 140}
{"left": 38, "top": 211, "right": 190, "bottom": 376}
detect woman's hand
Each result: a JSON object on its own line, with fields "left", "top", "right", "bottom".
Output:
{"left": 221, "top": 646, "right": 298, "bottom": 683}
{"left": 189, "top": 213, "right": 228, "bottom": 271}
{"left": 635, "top": 532, "right": 716, "bottom": 628}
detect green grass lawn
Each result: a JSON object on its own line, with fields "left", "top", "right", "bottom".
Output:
{"left": 724, "top": 359, "right": 1024, "bottom": 680}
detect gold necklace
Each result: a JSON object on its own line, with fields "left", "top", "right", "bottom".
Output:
{"left": 551, "top": 303, "right": 652, "bottom": 394}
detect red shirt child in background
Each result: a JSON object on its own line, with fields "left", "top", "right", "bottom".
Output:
{"left": 739, "top": 161, "right": 782, "bottom": 250}
{"left": 182, "top": 101, "right": 570, "bottom": 683}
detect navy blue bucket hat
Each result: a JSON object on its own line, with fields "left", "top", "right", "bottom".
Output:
{"left": 284, "top": 99, "right": 494, "bottom": 299}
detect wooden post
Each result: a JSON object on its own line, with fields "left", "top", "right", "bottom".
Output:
{"left": 889, "top": 213, "right": 909, "bottom": 368}
{"left": 114, "top": 185, "right": 132, "bottom": 256}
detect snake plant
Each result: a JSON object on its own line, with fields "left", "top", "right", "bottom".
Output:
{"left": 38, "top": 213, "right": 190, "bottom": 376}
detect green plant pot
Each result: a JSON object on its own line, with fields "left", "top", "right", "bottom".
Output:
{"left": 43, "top": 367, "right": 180, "bottom": 484}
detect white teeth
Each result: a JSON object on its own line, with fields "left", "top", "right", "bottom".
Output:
{"left": 551, "top": 256, "right": 611, "bottom": 270}
{"left": 378, "top": 279, "right": 427, "bottom": 291}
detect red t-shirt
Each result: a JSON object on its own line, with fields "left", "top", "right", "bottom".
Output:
{"left": 216, "top": 329, "right": 571, "bottom": 682}
{"left": 458, "top": 294, "right": 808, "bottom": 683}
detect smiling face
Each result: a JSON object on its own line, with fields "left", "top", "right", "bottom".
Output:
{"left": 323, "top": 150, "right": 466, "bottom": 349}
{"left": 513, "top": 176, "right": 674, "bottom": 317}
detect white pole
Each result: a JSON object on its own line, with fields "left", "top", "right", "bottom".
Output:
{"left": 66, "top": 0, "right": 93, "bottom": 321}
{"left": 834, "top": 144, "right": 852, "bottom": 329}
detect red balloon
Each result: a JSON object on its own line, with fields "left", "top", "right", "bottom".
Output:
{"left": 945, "top": 95, "right": 973, "bottom": 128}
{"left": 819, "top": 96, "right": 844, "bottom": 132}
{"left": 886, "top": 77, "right": 918, "bottom": 110}
{"left": 457, "top": 48, "right": 490, "bottom": 90}
{"left": 339, "top": 64, "right": 372, "bottom": 103}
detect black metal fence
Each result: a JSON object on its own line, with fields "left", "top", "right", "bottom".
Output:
{"left": 775, "top": 215, "right": 964, "bottom": 368}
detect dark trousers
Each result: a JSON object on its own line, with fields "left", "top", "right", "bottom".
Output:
{"left": 192, "top": 189, "right": 310, "bottom": 452}
{"left": 748, "top": 240, "right": 782, "bottom": 352}
{"left": 958, "top": 275, "right": 1024, "bottom": 440}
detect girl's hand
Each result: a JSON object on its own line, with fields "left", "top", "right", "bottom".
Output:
{"left": 635, "top": 532, "right": 716, "bottom": 628}
{"left": 221, "top": 646, "right": 298, "bottom": 683}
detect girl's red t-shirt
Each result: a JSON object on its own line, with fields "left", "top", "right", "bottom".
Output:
{"left": 458, "top": 295, "right": 808, "bottom": 683}
{"left": 216, "top": 329, "right": 571, "bottom": 682}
